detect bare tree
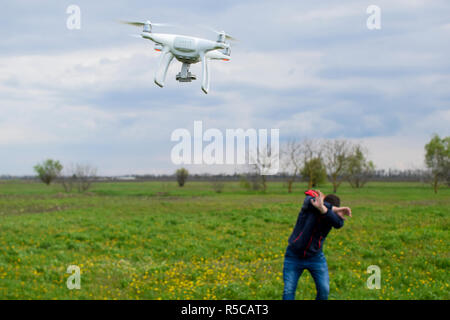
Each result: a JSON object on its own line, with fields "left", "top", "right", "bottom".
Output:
{"left": 74, "top": 164, "right": 97, "bottom": 192}
{"left": 281, "top": 139, "right": 303, "bottom": 193}
{"left": 323, "top": 139, "right": 352, "bottom": 193}
{"left": 59, "top": 163, "right": 97, "bottom": 193}
{"left": 60, "top": 164, "right": 76, "bottom": 192}
{"left": 250, "top": 145, "right": 279, "bottom": 192}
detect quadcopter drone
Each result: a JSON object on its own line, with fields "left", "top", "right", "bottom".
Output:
{"left": 122, "top": 20, "right": 235, "bottom": 94}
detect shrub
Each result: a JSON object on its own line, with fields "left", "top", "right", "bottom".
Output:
{"left": 176, "top": 168, "right": 189, "bottom": 187}
{"left": 34, "top": 159, "right": 63, "bottom": 185}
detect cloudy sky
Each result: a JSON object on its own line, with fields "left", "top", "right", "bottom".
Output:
{"left": 1, "top": 0, "right": 449, "bottom": 175}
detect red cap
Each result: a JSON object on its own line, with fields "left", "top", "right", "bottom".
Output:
{"left": 304, "top": 190, "right": 319, "bottom": 197}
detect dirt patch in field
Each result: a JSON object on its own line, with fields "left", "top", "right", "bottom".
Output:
{"left": 149, "top": 195, "right": 201, "bottom": 201}
{"left": 0, "top": 192, "right": 96, "bottom": 201}
{"left": 342, "top": 199, "right": 383, "bottom": 206}
{"left": 407, "top": 199, "right": 448, "bottom": 206}
{"left": 0, "top": 204, "right": 84, "bottom": 216}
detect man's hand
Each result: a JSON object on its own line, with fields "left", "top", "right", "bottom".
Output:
{"left": 332, "top": 206, "right": 352, "bottom": 220}
{"left": 310, "top": 190, "right": 328, "bottom": 214}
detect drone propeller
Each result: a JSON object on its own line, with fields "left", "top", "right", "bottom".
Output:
{"left": 120, "top": 20, "right": 174, "bottom": 30}
{"left": 199, "top": 25, "right": 238, "bottom": 42}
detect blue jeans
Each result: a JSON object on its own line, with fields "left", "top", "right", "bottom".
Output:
{"left": 282, "top": 246, "right": 330, "bottom": 300}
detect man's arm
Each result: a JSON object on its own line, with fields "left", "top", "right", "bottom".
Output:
{"left": 332, "top": 206, "right": 352, "bottom": 220}
{"left": 323, "top": 203, "right": 344, "bottom": 229}
{"left": 310, "top": 191, "right": 347, "bottom": 229}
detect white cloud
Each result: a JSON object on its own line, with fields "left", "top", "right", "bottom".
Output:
{"left": 0, "top": 0, "right": 449, "bottom": 175}
{"left": 360, "top": 135, "right": 428, "bottom": 170}
{"left": 212, "top": 50, "right": 324, "bottom": 90}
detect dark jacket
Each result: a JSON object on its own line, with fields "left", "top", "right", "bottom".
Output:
{"left": 287, "top": 196, "right": 344, "bottom": 258}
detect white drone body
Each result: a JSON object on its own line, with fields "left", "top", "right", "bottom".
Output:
{"left": 123, "top": 21, "right": 234, "bottom": 94}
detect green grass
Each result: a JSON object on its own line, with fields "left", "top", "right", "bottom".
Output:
{"left": 0, "top": 180, "right": 448, "bottom": 300}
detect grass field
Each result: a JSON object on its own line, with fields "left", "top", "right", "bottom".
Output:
{"left": 0, "top": 180, "right": 448, "bottom": 300}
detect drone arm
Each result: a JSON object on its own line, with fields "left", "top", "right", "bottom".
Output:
{"left": 154, "top": 47, "right": 174, "bottom": 88}
{"left": 200, "top": 52, "right": 210, "bottom": 94}
{"left": 198, "top": 39, "right": 229, "bottom": 54}
{"left": 206, "top": 50, "right": 231, "bottom": 61}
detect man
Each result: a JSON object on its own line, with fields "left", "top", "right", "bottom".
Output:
{"left": 282, "top": 190, "right": 352, "bottom": 300}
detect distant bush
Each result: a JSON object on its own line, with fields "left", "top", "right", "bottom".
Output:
{"left": 240, "top": 174, "right": 262, "bottom": 191}
{"left": 176, "top": 168, "right": 189, "bottom": 187}
{"left": 239, "top": 175, "right": 251, "bottom": 190}
{"left": 211, "top": 178, "right": 225, "bottom": 193}
{"left": 34, "top": 159, "right": 63, "bottom": 185}
{"left": 346, "top": 145, "right": 375, "bottom": 188}
{"left": 301, "top": 157, "right": 327, "bottom": 188}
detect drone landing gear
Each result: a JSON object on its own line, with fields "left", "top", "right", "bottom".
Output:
{"left": 176, "top": 63, "right": 197, "bottom": 82}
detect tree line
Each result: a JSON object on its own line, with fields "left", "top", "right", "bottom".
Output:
{"left": 27, "top": 134, "right": 449, "bottom": 194}
{"left": 33, "top": 160, "right": 97, "bottom": 193}
{"left": 242, "top": 134, "right": 448, "bottom": 194}
{"left": 240, "top": 138, "right": 375, "bottom": 193}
